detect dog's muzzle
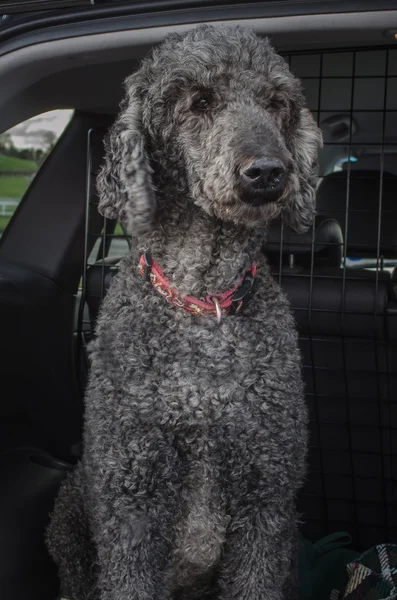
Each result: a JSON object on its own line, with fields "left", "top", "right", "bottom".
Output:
{"left": 240, "top": 158, "right": 287, "bottom": 206}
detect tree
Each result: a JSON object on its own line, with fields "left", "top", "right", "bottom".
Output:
{"left": 41, "top": 130, "right": 57, "bottom": 152}
{"left": 19, "top": 148, "right": 36, "bottom": 161}
{"left": 0, "top": 132, "right": 15, "bottom": 154}
{"left": 0, "top": 128, "right": 58, "bottom": 165}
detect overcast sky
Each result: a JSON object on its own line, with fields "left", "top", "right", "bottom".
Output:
{"left": 8, "top": 109, "right": 74, "bottom": 150}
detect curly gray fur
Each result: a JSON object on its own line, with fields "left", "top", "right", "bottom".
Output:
{"left": 47, "top": 24, "right": 322, "bottom": 600}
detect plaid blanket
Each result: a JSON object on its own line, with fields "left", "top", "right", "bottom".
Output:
{"left": 331, "top": 545, "right": 397, "bottom": 600}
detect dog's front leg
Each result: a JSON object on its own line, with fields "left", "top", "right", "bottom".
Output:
{"left": 216, "top": 507, "right": 299, "bottom": 600}
{"left": 47, "top": 464, "right": 99, "bottom": 600}
{"left": 93, "top": 511, "right": 174, "bottom": 600}
{"left": 86, "top": 432, "right": 183, "bottom": 600}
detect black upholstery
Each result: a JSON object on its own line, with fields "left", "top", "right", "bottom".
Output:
{"left": 316, "top": 170, "right": 397, "bottom": 257}
{"left": 266, "top": 215, "right": 343, "bottom": 267}
{"left": 0, "top": 114, "right": 110, "bottom": 460}
{"left": 0, "top": 448, "right": 70, "bottom": 600}
{"left": 276, "top": 267, "right": 390, "bottom": 338}
{"left": 269, "top": 232, "right": 397, "bottom": 548}
{"left": 295, "top": 295, "right": 397, "bottom": 549}
{"left": 0, "top": 115, "right": 111, "bottom": 600}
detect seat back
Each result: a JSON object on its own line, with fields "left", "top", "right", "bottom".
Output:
{"left": 266, "top": 215, "right": 343, "bottom": 268}
{"left": 271, "top": 256, "right": 397, "bottom": 549}
{"left": 316, "top": 170, "right": 397, "bottom": 259}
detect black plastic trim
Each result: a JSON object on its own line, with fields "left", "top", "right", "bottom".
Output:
{"left": 0, "top": 0, "right": 89, "bottom": 12}
{"left": 0, "top": 1, "right": 396, "bottom": 56}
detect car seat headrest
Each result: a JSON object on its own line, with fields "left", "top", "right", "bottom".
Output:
{"left": 265, "top": 214, "right": 343, "bottom": 267}
{"left": 316, "top": 170, "right": 397, "bottom": 257}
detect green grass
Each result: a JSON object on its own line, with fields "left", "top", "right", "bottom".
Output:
{"left": 0, "top": 176, "right": 30, "bottom": 233}
{"left": 0, "top": 158, "right": 38, "bottom": 234}
{"left": 0, "top": 154, "right": 37, "bottom": 173}
{"left": 114, "top": 222, "right": 125, "bottom": 235}
{"left": 0, "top": 176, "right": 30, "bottom": 198}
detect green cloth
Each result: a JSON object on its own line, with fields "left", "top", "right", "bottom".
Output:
{"left": 332, "top": 544, "right": 397, "bottom": 600}
{"left": 299, "top": 532, "right": 360, "bottom": 600}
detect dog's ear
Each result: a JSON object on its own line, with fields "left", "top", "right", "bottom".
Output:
{"left": 282, "top": 108, "right": 323, "bottom": 233}
{"left": 97, "top": 75, "right": 156, "bottom": 235}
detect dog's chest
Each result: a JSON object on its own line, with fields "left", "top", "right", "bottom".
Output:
{"left": 116, "top": 310, "right": 294, "bottom": 431}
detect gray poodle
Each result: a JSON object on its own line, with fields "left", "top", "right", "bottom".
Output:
{"left": 47, "top": 25, "right": 322, "bottom": 600}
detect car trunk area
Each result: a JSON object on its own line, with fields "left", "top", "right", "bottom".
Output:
{"left": 0, "top": 5, "right": 396, "bottom": 599}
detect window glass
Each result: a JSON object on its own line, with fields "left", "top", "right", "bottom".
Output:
{"left": 0, "top": 109, "right": 73, "bottom": 237}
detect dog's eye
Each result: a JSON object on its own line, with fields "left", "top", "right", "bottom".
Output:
{"left": 191, "top": 91, "right": 214, "bottom": 112}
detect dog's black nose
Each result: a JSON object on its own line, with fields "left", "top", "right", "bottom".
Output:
{"left": 242, "top": 159, "right": 285, "bottom": 188}
{"left": 240, "top": 158, "right": 286, "bottom": 205}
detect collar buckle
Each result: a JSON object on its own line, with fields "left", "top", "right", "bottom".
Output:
{"left": 230, "top": 270, "right": 255, "bottom": 314}
{"left": 142, "top": 252, "right": 153, "bottom": 281}
{"left": 210, "top": 297, "right": 223, "bottom": 325}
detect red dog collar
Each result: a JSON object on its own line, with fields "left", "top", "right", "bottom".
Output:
{"left": 138, "top": 253, "right": 256, "bottom": 322}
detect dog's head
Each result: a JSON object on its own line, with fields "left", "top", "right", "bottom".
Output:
{"left": 98, "top": 25, "right": 322, "bottom": 235}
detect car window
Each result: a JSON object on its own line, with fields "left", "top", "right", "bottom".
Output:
{"left": 0, "top": 109, "right": 73, "bottom": 237}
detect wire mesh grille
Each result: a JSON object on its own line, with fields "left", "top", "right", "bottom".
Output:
{"left": 79, "top": 46, "right": 397, "bottom": 550}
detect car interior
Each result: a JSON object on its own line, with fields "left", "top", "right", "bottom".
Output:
{"left": 0, "top": 4, "right": 397, "bottom": 599}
